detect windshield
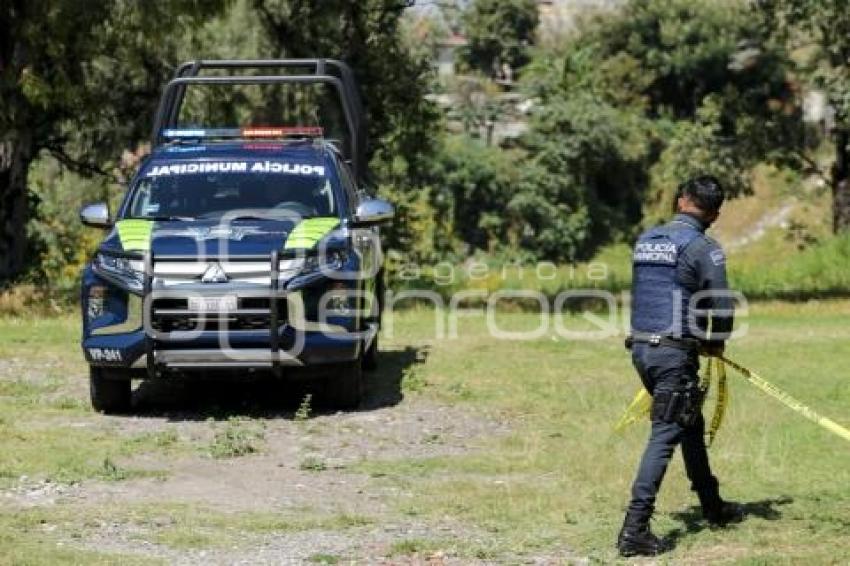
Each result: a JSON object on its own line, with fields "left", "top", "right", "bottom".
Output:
{"left": 126, "top": 160, "right": 337, "bottom": 220}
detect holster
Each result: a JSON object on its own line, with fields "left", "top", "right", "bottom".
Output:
{"left": 651, "top": 383, "right": 704, "bottom": 427}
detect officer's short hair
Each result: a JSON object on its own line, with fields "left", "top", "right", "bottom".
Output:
{"left": 676, "top": 175, "right": 725, "bottom": 213}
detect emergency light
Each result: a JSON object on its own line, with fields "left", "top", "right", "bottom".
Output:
{"left": 162, "top": 126, "right": 324, "bottom": 140}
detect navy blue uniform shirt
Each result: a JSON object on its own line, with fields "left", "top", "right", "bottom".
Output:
{"left": 670, "top": 213, "right": 734, "bottom": 343}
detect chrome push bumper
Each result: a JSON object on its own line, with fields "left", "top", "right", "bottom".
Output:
{"left": 84, "top": 249, "right": 375, "bottom": 376}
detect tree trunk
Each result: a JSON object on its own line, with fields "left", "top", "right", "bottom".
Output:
{"left": 0, "top": 132, "right": 33, "bottom": 282}
{"left": 833, "top": 128, "right": 850, "bottom": 233}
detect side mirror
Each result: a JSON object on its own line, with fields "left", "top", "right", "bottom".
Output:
{"left": 80, "top": 202, "right": 112, "bottom": 229}
{"left": 352, "top": 198, "right": 394, "bottom": 227}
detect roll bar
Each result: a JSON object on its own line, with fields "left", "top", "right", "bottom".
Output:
{"left": 151, "top": 59, "right": 367, "bottom": 182}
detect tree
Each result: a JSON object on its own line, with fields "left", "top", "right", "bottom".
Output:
{"left": 461, "top": 0, "right": 539, "bottom": 78}
{"left": 427, "top": 134, "right": 521, "bottom": 254}
{"left": 518, "top": 0, "right": 799, "bottom": 254}
{"left": 759, "top": 0, "right": 850, "bottom": 232}
{"left": 0, "top": 0, "right": 224, "bottom": 281}
{"left": 251, "top": 0, "right": 437, "bottom": 175}
{"left": 251, "top": 0, "right": 441, "bottom": 259}
{"left": 516, "top": 89, "right": 653, "bottom": 260}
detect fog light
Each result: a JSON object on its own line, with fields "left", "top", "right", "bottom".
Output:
{"left": 324, "top": 282, "right": 352, "bottom": 315}
{"left": 87, "top": 286, "right": 107, "bottom": 320}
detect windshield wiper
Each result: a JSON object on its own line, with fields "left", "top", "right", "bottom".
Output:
{"left": 227, "top": 214, "right": 315, "bottom": 222}
{"left": 227, "top": 215, "right": 273, "bottom": 221}
{"left": 129, "top": 215, "right": 195, "bottom": 222}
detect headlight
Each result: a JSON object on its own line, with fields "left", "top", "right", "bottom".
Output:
{"left": 94, "top": 253, "right": 145, "bottom": 292}
{"left": 302, "top": 250, "right": 348, "bottom": 275}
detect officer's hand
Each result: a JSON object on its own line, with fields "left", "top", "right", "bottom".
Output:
{"left": 701, "top": 342, "right": 725, "bottom": 357}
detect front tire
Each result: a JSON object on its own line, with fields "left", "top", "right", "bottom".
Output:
{"left": 325, "top": 360, "right": 362, "bottom": 410}
{"left": 362, "top": 333, "right": 378, "bottom": 371}
{"left": 89, "top": 367, "right": 132, "bottom": 414}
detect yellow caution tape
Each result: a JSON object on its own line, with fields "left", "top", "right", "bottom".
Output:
{"left": 704, "top": 356, "right": 728, "bottom": 447}
{"left": 614, "top": 387, "right": 653, "bottom": 432}
{"left": 719, "top": 355, "right": 850, "bottom": 444}
{"left": 615, "top": 354, "right": 850, "bottom": 445}
{"left": 614, "top": 354, "right": 726, "bottom": 442}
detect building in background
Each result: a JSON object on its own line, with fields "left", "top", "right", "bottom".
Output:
{"left": 537, "top": 0, "right": 622, "bottom": 44}
{"left": 435, "top": 33, "right": 468, "bottom": 78}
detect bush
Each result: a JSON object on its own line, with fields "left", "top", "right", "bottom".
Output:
{"left": 25, "top": 155, "right": 116, "bottom": 302}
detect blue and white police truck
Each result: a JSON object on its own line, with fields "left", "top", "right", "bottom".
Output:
{"left": 79, "top": 60, "right": 392, "bottom": 413}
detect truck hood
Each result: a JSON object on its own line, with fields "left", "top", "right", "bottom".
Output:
{"left": 100, "top": 217, "right": 342, "bottom": 257}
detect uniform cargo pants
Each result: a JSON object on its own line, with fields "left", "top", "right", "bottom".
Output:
{"left": 626, "top": 343, "right": 718, "bottom": 520}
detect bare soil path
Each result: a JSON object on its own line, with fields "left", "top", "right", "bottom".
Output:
{"left": 1, "top": 345, "right": 544, "bottom": 564}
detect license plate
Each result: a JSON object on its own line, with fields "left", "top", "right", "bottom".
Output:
{"left": 188, "top": 295, "right": 237, "bottom": 312}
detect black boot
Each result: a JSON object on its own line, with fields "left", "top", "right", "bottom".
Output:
{"left": 697, "top": 484, "right": 744, "bottom": 526}
{"left": 617, "top": 514, "right": 666, "bottom": 557}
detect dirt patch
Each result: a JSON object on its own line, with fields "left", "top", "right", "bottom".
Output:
{"left": 2, "top": 348, "right": 522, "bottom": 563}
{"left": 70, "top": 396, "right": 508, "bottom": 515}
{"left": 69, "top": 516, "right": 495, "bottom": 565}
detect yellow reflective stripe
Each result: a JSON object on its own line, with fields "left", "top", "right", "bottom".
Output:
{"left": 115, "top": 219, "right": 153, "bottom": 252}
{"left": 284, "top": 217, "right": 339, "bottom": 249}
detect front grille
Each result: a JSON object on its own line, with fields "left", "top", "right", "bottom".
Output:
{"left": 150, "top": 297, "right": 287, "bottom": 333}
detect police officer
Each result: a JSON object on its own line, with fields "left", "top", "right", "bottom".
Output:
{"left": 618, "top": 175, "right": 743, "bottom": 557}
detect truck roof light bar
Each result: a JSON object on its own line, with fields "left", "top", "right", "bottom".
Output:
{"left": 162, "top": 126, "right": 324, "bottom": 140}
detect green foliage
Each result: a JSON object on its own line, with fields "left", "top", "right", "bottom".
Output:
{"left": 580, "top": 0, "right": 791, "bottom": 120}
{"left": 759, "top": 0, "right": 850, "bottom": 231}
{"left": 299, "top": 456, "right": 328, "bottom": 472}
{"left": 294, "top": 393, "right": 313, "bottom": 421}
{"left": 761, "top": 0, "right": 850, "bottom": 122}
{"left": 517, "top": 0, "right": 803, "bottom": 249}
{"left": 460, "top": 0, "right": 539, "bottom": 75}
{"left": 250, "top": 0, "right": 439, "bottom": 175}
{"left": 243, "top": 1, "right": 442, "bottom": 262}
{"left": 0, "top": 0, "right": 226, "bottom": 280}
{"left": 517, "top": 92, "right": 652, "bottom": 260}
{"left": 25, "top": 157, "right": 112, "bottom": 299}
{"left": 645, "top": 99, "right": 756, "bottom": 225}
{"left": 207, "top": 418, "right": 265, "bottom": 459}
{"left": 427, "top": 135, "right": 522, "bottom": 254}
{"left": 6, "top": 0, "right": 850, "bottom": 297}
{"left": 729, "top": 231, "right": 850, "bottom": 299}
{"left": 1, "top": 0, "right": 225, "bottom": 171}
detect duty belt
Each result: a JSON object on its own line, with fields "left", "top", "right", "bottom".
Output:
{"left": 625, "top": 333, "right": 700, "bottom": 351}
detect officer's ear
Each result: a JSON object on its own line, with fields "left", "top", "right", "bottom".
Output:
{"left": 676, "top": 194, "right": 701, "bottom": 215}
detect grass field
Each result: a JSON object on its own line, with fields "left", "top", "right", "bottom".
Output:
{"left": 374, "top": 301, "right": 850, "bottom": 563}
{"left": 1, "top": 302, "right": 850, "bottom": 563}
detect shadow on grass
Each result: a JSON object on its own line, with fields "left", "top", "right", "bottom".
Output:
{"left": 130, "top": 346, "right": 427, "bottom": 420}
{"left": 664, "top": 496, "right": 793, "bottom": 549}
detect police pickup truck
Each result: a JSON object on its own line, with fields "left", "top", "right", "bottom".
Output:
{"left": 79, "top": 59, "right": 392, "bottom": 413}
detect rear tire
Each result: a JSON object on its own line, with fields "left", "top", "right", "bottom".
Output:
{"left": 325, "top": 360, "right": 362, "bottom": 410}
{"left": 89, "top": 367, "right": 132, "bottom": 414}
